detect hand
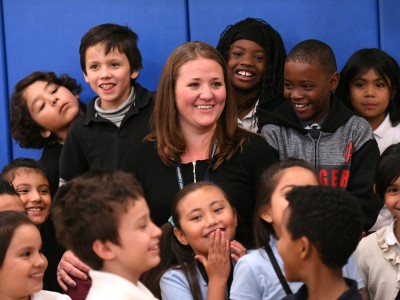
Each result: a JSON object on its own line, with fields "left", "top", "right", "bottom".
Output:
{"left": 230, "top": 240, "right": 247, "bottom": 261}
{"left": 195, "top": 229, "right": 231, "bottom": 283}
{"left": 57, "top": 250, "right": 91, "bottom": 291}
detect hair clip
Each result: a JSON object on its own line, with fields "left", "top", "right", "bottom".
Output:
{"left": 168, "top": 215, "right": 175, "bottom": 227}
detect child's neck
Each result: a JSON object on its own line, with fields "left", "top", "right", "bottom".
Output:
{"left": 366, "top": 113, "right": 386, "bottom": 131}
{"left": 304, "top": 265, "right": 348, "bottom": 300}
{"left": 233, "top": 87, "right": 259, "bottom": 120}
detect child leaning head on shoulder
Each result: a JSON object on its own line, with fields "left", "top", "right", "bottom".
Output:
{"left": 52, "top": 170, "right": 161, "bottom": 298}
{"left": 277, "top": 186, "right": 363, "bottom": 299}
{"left": 0, "top": 158, "right": 51, "bottom": 226}
{"left": 79, "top": 23, "right": 142, "bottom": 109}
{"left": 10, "top": 71, "right": 83, "bottom": 148}
{"left": 336, "top": 48, "right": 400, "bottom": 132}
{"left": 284, "top": 39, "right": 339, "bottom": 123}
{"left": 142, "top": 182, "right": 245, "bottom": 300}
{"left": 0, "top": 211, "right": 70, "bottom": 300}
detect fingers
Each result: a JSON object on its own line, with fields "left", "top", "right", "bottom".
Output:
{"left": 57, "top": 272, "right": 69, "bottom": 291}
{"left": 60, "top": 250, "right": 91, "bottom": 273}
{"left": 57, "top": 268, "right": 76, "bottom": 289}
{"left": 230, "top": 240, "right": 247, "bottom": 261}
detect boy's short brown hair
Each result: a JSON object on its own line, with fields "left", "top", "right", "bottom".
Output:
{"left": 52, "top": 170, "right": 144, "bottom": 270}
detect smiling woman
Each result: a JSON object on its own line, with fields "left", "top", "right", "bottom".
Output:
{"left": 122, "top": 41, "right": 278, "bottom": 252}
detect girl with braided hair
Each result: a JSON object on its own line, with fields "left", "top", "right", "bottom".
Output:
{"left": 216, "top": 17, "right": 286, "bottom": 133}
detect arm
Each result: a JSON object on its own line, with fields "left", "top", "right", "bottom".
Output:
{"left": 59, "top": 125, "right": 89, "bottom": 183}
{"left": 196, "top": 229, "right": 231, "bottom": 300}
{"left": 347, "top": 139, "right": 382, "bottom": 231}
{"left": 57, "top": 250, "right": 90, "bottom": 291}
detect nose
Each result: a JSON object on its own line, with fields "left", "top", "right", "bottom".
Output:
{"left": 204, "top": 213, "right": 218, "bottom": 227}
{"left": 289, "top": 88, "right": 303, "bottom": 100}
{"left": 152, "top": 222, "right": 162, "bottom": 238}
{"left": 100, "top": 66, "right": 111, "bottom": 79}
{"left": 239, "top": 53, "right": 254, "bottom": 67}
{"left": 30, "top": 190, "right": 43, "bottom": 203}
{"left": 200, "top": 84, "right": 213, "bottom": 100}
{"left": 34, "top": 252, "right": 48, "bottom": 269}
{"left": 365, "top": 84, "right": 376, "bottom": 97}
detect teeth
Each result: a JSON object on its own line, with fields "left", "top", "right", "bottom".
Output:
{"left": 26, "top": 208, "right": 43, "bottom": 212}
{"left": 237, "top": 71, "right": 253, "bottom": 77}
{"left": 196, "top": 105, "right": 213, "bottom": 109}
{"left": 100, "top": 84, "right": 114, "bottom": 89}
{"left": 30, "top": 273, "right": 43, "bottom": 278}
{"left": 295, "top": 104, "right": 308, "bottom": 108}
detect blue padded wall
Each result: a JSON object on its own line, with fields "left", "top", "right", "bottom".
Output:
{"left": 379, "top": 0, "right": 400, "bottom": 63}
{"left": 2, "top": 0, "right": 188, "bottom": 167}
{"left": 0, "top": 0, "right": 12, "bottom": 170}
{"left": 188, "top": 0, "right": 380, "bottom": 71}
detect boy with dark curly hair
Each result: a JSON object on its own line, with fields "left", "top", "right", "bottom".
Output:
{"left": 278, "top": 185, "right": 363, "bottom": 300}
{"left": 10, "top": 71, "right": 85, "bottom": 196}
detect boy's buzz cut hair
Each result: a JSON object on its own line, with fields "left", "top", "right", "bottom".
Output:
{"left": 287, "top": 39, "right": 337, "bottom": 75}
{"left": 79, "top": 23, "right": 142, "bottom": 76}
{"left": 285, "top": 185, "right": 362, "bottom": 268}
{"left": 52, "top": 170, "right": 144, "bottom": 270}
{"left": 0, "top": 157, "right": 48, "bottom": 183}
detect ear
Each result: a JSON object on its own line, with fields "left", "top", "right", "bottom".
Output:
{"left": 260, "top": 207, "right": 273, "bottom": 224}
{"left": 130, "top": 69, "right": 140, "bottom": 80}
{"left": 83, "top": 72, "right": 90, "bottom": 83}
{"left": 173, "top": 227, "right": 189, "bottom": 246}
{"left": 92, "top": 239, "right": 116, "bottom": 261}
{"left": 329, "top": 71, "right": 340, "bottom": 90}
{"left": 40, "top": 129, "right": 52, "bottom": 139}
{"left": 299, "top": 236, "right": 311, "bottom": 261}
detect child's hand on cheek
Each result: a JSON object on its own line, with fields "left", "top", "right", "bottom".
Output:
{"left": 230, "top": 240, "right": 247, "bottom": 261}
{"left": 195, "top": 229, "right": 231, "bottom": 283}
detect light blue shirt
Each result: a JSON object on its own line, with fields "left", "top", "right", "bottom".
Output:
{"left": 160, "top": 266, "right": 208, "bottom": 300}
{"left": 230, "top": 237, "right": 364, "bottom": 300}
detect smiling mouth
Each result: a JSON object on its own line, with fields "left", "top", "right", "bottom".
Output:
{"left": 26, "top": 207, "right": 44, "bottom": 213}
{"left": 99, "top": 83, "right": 115, "bottom": 89}
{"left": 195, "top": 105, "right": 214, "bottom": 109}
{"left": 236, "top": 70, "right": 254, "bottom": 78}
{"left": 294, "top": 103, "right": 310, "bottom": 109}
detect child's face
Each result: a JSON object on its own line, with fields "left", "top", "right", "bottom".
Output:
{"left": 384, "top": 175, "right": 400, "bottom": 220}
{"left": 174, "top": 57, "right": 226, "bottom": 133}
{"left": 23, "top": 80, "right": 80, "bottom": 140}
{"left": 227, "top": 39, "right": 266, "bottom": 93}
{"left": 261, "top": 167, "right": 319, "bottom": 237}
{"left": 11, "top": 168, "right": 51, "bottom": 225}
{"left": 277, "top": 207, "right": 301, "bottom": 282}
{"left": 349, "top": 68, "right": 391, "bottom": 127}
{"left": 83, "top": 44, "right": 139, "bottom": 110}
{"left": 0, "top": 194, "right": 25, "bottom": 212}
{"left": 174, "top": 186, "right": 237, "bottom": 257}
{"left": 284, "top": 61, "right": 339, "bottom": 122}
{"left": 107, "top": 198, "right": 161, "bottom": 284}
{"left": 0, "top": 224, "right": 47, "bottom": 299}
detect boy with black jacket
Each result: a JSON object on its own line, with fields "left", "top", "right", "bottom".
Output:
{"left": 259, "top": 39, "right": 381, "bottom": 232}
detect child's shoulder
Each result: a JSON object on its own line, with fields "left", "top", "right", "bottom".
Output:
{"left": 31, "top": 290, "right": 71, "bottom": 300}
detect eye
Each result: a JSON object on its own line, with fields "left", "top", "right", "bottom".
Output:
{"left": 40, "top": 188, "right": 50, "bottom": 195}
{"left": 284, "top": 83, "right": 292, "bottom": 89}
{"left": 230, "top": 51, "right": 243, "bottom": 57}
{"left": 214, "top": 207, "right": 224, "bottom": 214}
{"left": 386, "top": 186, "right": 399, "bottom": 194}
{"left": 21, "top": 250, "right": 31, "bottom": 257}
{"left": 190, "top": 215, "right": 202, "bottom": 221}
{"left": 255, "top": 55, "right": 265, "bottom": 61}
{"left": 303, "top": 84, "right": 314, "bottom": 90}
{"left": 51, "top": 86, "right": 59, "bottom": 94}
{"left": 111, "top": 62, "right": 120, "bottom": 67}
{"left": 376, "top": 82, "right": 387, "bottom": 88}
{"left": 187, "top": 82, "right": 199, "bottom": 88}
{"left": 211, "top": 81, "right": 223, "bottom": 88}
{"left": 17, "top": 188, "right": 29, "bottom": 194}
{"left": 353, "top": 81, "right": 365, "bottom": 88}
{"left": 38, "top": 103, "right": 45, "bottom": 112}
{"left": 89, "top": 64, "right": 98, "bottom": 70}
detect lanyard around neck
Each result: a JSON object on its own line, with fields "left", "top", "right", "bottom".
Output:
{"left": 175, "top": 139, "right": 218, "bottom": 190}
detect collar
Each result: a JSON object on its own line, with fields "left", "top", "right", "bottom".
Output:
{"left": 384, "top": 219, "right": 400, "bottom": 247}
{"left": 373, "top": 114, "right": 391, "bottom": 138}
